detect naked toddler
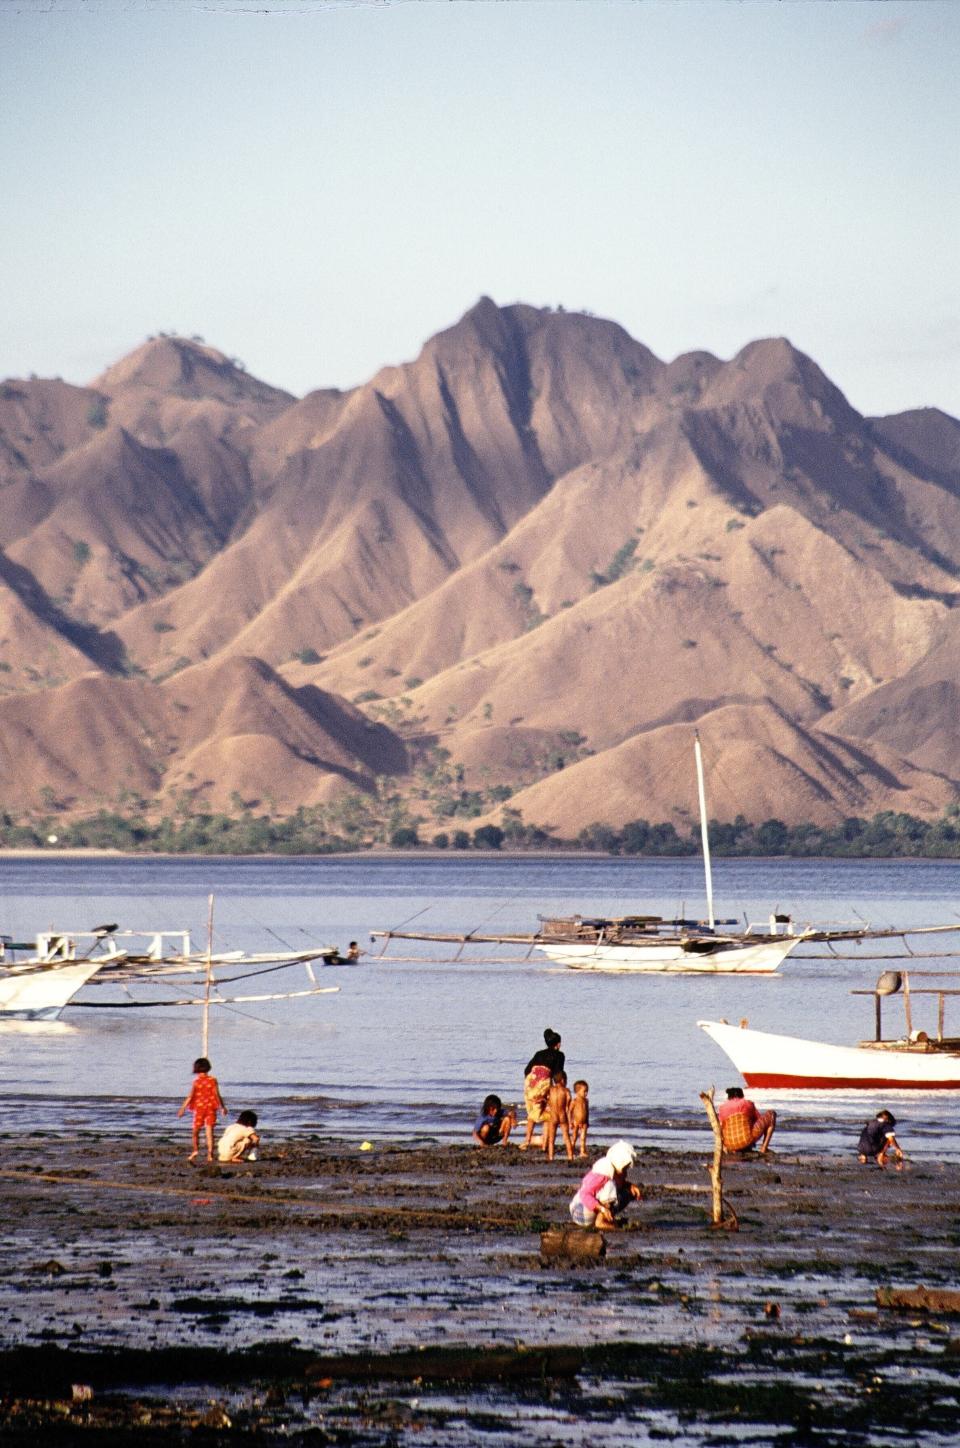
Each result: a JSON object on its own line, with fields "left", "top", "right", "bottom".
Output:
{"left": 569, "top": 1079, "right": 589, "bottom": 1158}
{"left": 545, "top": 1070, "right": 573, "bottom": 1161}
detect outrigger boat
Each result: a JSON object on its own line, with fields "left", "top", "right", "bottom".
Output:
{"left": 699, "top": 969, "right": 960, "bottom": 1091}
{"left": 533, "top": 912, "right": 804, "bottom": 973}
{"left": 373, "top": 911, "right": 807, "bottom": 974}
{"left": 373, "top": 733, "right": 960, "bottom": 974}
{"left": 373, "top": 735, "right": 808, "bottom": 973}
{"left": 0, "top": 925, "right": 341, "bottom": 1021}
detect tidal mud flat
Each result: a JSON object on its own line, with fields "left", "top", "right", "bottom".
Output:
{"left": 2, "top": 1133, "right": 960, "bottom": 1444}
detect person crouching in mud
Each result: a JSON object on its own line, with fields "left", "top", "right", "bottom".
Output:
{"left": 569, "top": 1140, "right": 642, "bottom": 1229}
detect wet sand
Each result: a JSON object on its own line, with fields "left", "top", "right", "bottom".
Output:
{"left": 2, "top": 1131, "right": 960, "bottom": 1444}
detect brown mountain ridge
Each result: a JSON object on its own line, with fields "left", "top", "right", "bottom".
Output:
{"left": 1, "top": 302, "right": 958, "bottom": 836}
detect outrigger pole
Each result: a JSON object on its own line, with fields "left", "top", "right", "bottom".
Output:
{"left": 694, "top": 730, "right": 715, "bottom": 931}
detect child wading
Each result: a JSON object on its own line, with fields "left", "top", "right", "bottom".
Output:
{"left": 177, "top": 1056, "right": 228, "bottom": 1162}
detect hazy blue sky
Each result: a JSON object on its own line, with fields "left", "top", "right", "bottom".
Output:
{"left": 3, "top": 0, "right": 957, "bottom": 417}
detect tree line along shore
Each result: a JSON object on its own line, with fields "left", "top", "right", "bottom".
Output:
{"left": 3, "top": 802, "right": 960, "bottom": 856}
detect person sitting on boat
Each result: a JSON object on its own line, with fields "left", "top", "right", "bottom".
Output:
{"left": 717, "top": 1086, "right": 776, "bottom": 1156}
{"left": 520, "top": 1028, "right": 565, "bottom": 1149}
{"left": 473, "top": 1094, "right": 517, "bottom": 1147}
{"left": 218, "top": 1110, "right": 260, "bottom": 1163}
{"left": 857, "top": 1110, "right": 903, "bottom": 1170}
{"left": 569, "top": 1140, "right": 643, "bottom": 1229}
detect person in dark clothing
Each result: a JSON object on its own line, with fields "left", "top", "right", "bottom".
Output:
{"left": 858, "top": 1109, "right": 903, "bottom": 1168}
{"left": 521, "top": 1028, "right": 565, "bottom": 1149}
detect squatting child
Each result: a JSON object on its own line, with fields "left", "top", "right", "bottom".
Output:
{"left": 218, "top": 1109, "right": 261, "bottom": 1163}
{"left": 858, "top": 1109, "right": 903, "bottom": 1169}
{"left": 545, "top": 1070, "right": 573, "bottom": 1162}
{"left": 177, "top": 1056, "right": 228, "bottom": 1162}
{"left": 569, "top": 1079, "right": 590, "bottom": 1158}
{"left": 473, "top": 1094, "right": 517, "bottom": 1146}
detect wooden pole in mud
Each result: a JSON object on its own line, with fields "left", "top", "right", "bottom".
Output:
{"left": 700, "top": 1087, "right": 738, "bottom": 1231}
{"left": 201, "top": 893, "right": 214, "bottom": 1057}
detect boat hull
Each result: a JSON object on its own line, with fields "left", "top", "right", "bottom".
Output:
{"left": 699, "top": 1019, "right": 960, "bottom": 1090}
{"left": 537, "top": 937, "right": 800, "bottom": 974}
{"left": 0, "top": 961, "right": 106, "bottom": 1020}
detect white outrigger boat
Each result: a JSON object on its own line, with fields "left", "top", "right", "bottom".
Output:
{"left": 374, "top": 733, "right": 960, "bottom": 974}
{"left": 374, "top": 734, "right": 808, "bottom": 974}
{"left": 0, "top": 925, "right": 341, "bottom": 1021}
{"left": 534, "top": 916, "right": 804, "bottom": 973}
{"left": 699, "top": 969, "right": 960, "bottom": 1091}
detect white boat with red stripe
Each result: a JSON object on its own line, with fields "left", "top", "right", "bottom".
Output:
{"left": 699, "top": 969, "right": 960, "bottom": 1092}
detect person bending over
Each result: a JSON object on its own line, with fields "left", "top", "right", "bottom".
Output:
{"left": 717, "top": 1086, "right": 776, "bottom": 1156}
{"left": 218, "top": 1110, "right": 261, "bottom": 1163}
{"left": 858, "top": 1109, "right": 903, "bottom": 1169}
{"left": 569, "top": 1140, "right": 643, "bottom": 1229}
{"left": 473, "top": 1094, "right": 516, "bottom": 1146}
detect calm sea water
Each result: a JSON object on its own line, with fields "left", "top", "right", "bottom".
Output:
{"left": 3, "top": 853, "right": 960, "bottom": 1160}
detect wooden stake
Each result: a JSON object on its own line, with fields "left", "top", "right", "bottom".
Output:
{"left": 700, "top": 1087, "right": 739, "bottom": 1230}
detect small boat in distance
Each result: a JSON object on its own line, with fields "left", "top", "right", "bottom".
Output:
{"left": 0, "top": 926, "right": 340, "bottom": 1022}
{"left": 699, "top": 969, "right": 960, "bottom": 1091}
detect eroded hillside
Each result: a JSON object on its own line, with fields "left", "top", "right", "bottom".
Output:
{"left": 1, "top": 303, "right": 959, "bottom": 838}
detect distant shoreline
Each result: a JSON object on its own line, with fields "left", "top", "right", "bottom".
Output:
{"left": 3, "top": 846, "right": 960, "bottom": 863}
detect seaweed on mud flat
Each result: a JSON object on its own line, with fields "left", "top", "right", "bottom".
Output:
{"left": 3, "top": 1339, "right": 960, "bottom": 1441}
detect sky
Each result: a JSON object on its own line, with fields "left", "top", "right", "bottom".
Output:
{"left": 2, "top": 0, "right": 958, "bottom": 418}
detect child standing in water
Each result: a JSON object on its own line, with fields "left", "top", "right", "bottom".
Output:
{"left": 569, "top": 1079, "right": 590, "bottom": 1158}
{"left": 544, "top": 1070, "right": 574, "bottom": 1161}
{"left": 177, "top": 1056, "right": 228, "bottom": 1162}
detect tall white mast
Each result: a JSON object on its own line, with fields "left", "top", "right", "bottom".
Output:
{"left": 694, "top": 731, "right": 715, "bottom": 930}
{"left": 201, "top": 893, "right": 214, "bottom": 1057}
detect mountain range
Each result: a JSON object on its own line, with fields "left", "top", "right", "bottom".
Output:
{"left": 2, "top": 298, "right": 960, "bottom": 839}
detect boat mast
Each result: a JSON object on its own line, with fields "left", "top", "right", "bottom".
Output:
{"left": 201, "top": 893, "right": 214, "bottom": 1057}
{"left": 694, "top": 731, "right": 715, "bottom": 930}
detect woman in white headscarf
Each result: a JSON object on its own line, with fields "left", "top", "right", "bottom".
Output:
{"left": 569, "top": 1140, "right": 642, "bottom": 1228}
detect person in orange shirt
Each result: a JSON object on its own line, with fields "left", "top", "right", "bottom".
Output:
{"left": 177, "top": 1056, "right": 228, "bottom": 1162}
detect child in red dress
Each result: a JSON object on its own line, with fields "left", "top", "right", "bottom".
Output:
{"left": 177, "top": 1056, "right": 228, "bottom": 1162}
